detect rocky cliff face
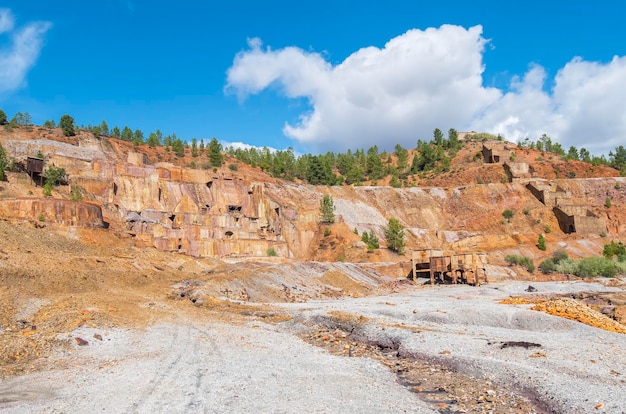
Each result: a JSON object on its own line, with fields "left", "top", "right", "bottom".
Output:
{"left": 1, "top": 128, "right": 624, "bottom": 264}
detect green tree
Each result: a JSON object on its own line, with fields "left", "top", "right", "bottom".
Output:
{"left": 132, "top": 129, "right": 144, "bottom": 146}
{"left": 384, "top": 217, "right": 406, "bottom": 254}
{"left": 0, "top": 142, "right": 7, "bottom": 181}
{"left": 319, "top": 194, "right": 335, "bottom": 224}
{"left": 609, "top": 145, "right": 626, "bottom": 174}
{"left": 579, "top": 148, "right": 591, "bottom": 163}
{"left": 433, "top": 128, "right": 444, "bottom": 146}
{"left": 366, "top": 145, "right": 384, "bottom": 181}
{"left": 566, "top": 146, "right": 579, "bottom": 161}
{"left": 100, "top": 120, "right": 109, "bottom": 136}
{"left": 0, "top": 109, "right": 7, "bottom": 125}
{"left": 446, "top": 128, "right": 462, "bottom": 154}
{"left": 12, "top": 112, "right": 32, "bottom": 126}
{"left": 121, "top": 126, "right": 133, "bottom": 141}
{"left": 366, "top": 230, "right": 379, "bottom": 252}
{"left": 111, "top": 126, "right": 121, "bottom": 138}
{"left": 394, "top": 144, "right": 408, "bottom": 173}
{"left": 191, "top": 138, "right": 199, "bottom": 157}
{"left": 59, "top": 114, "right": 76, "bottom": 136}
{"left": 208, "top": 138, "right": 223, "bottom": 167}
{"left": 171, "top": 137, "right": 185, "bottom": 157}
{"left": 44, "top": 166, "right": 67, "bottom": 187}
{"left": 43, "top": 120, "right": 56, "bottom": 128}
{"left": 147, "top": 132, "right": 160, "bottom": 148}
{"left": 537, "top": 233, "right": 547, "bottom": 251}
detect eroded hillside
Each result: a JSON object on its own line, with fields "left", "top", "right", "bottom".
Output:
{"left": 0, "top": 126, "right": 624, "bottom": 269}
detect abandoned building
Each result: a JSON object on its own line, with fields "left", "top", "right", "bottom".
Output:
{"left": 26, "top": 156, "right": 44, "bottom": 186}
{"left": 482, "top": 141, "right": 510, "bottom": 164}
{"left": 504, "top": 162, "right": 533, "bottom": 182}
{"left": 526, "top": 181, "right": 571, "bottom": 206}
{"left": 411, "top": 249, "right": 488, "bottom": 285}
{"left": 553, "top": 205, "right": 607, "bottom": 234}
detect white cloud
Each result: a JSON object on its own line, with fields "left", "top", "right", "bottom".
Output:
{"left": 0, "top": 9, "right": 15, "bottom": 34}
{"left": 0, "top": 8, "right": 51, "bottom": 94}
{"left": 226, "top": 25, "right": 626, "bottom": 156}
{"left": 226, "top": 26, "right": 500, "bottom": 152}
{"left": 471, "top": 57, "right": 626, "bottom": 154}
{"left": 222, "top": 140, "right": 300, "bottom": 156}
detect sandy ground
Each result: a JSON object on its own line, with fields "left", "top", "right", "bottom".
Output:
{"left": 1, "top": 280, "right": 625, "bottom": 414}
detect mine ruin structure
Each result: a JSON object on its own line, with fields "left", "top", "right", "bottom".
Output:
{"left": 526, "top": 181, "right": 607, "bottom": 234}
{"left": 504, "top": 162, "right": 532, "bottom": 182}
{"left": 553, "top": 205, "right": 606, "bottom": 234}
{"left": 482, "top": 141, "right": 510, "bottom": 164}
{"left": 105, "top": 153, "right": 295, "bottom": 257}
{"left": 411, "top": 249, "right": 488, "bottom": 286}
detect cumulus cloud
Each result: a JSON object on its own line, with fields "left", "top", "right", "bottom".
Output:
{"left": 226, "top": 26, "right": 500, "bottom": 152}
{"left": 0, "top": 8, "right": 51, "bottom": 94}
{"left": 471, "top": 57, "right": 626, "bottom": 154}
{"left": 226, "top": 25, "right": 626, "bottom": 155}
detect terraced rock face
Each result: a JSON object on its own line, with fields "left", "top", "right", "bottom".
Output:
{"left": 0, "top": 127, "right": 624, "bottom": 266}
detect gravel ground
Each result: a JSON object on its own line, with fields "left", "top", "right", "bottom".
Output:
{"left": 280, "top": 281, "right": 626, "bottom": 413}
{"left": 1, "top": 280, "right": 625, "bottom": 414}
{"left": 0, "top": 321, "right": 435, "bottom": 413}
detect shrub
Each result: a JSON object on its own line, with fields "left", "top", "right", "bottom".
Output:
{"left": 38, "top": 212, "right": 45, "bottom": 222}
{"left": 603, "top": 240, "right": 626, "bottom": 259}
{"left": 228, "top": 163, "right": 238, "bottom": 171}
{"left": 605, "top": 197, "right": 612, "bottom": 208}
{"left": 353, "top": 227, "right": 359, "bottom": 235}
{"left": 539, "top": 258, "right": 557, "bottom": 274}
{"left": 552, "top": 249, "right": 569, "bottom": 263}
{"left": 502, "top": 209, "right": 514, "bottom": 222}
{"left": 543, "top": 225, "right": 551, "bottom": 234}
{"left": 555, "top": 258, "right": 579, "bottom": 275}
{"left": 323, "top": 228, "right": 330, "bottom": 237}
{"left": 575, "top": 257, "right": 618, "bottom": 278}
{"left": 537, "top": 234, "right": 547, "bottom": 251}
{"left": 69, "top": 184, "right": 83, "bottom": 201}
{"left": 615, "top": 182, "right": 622, "bottom": 190}
{"left": 523, "top": 208, "right": 531, "bottom": 216}
{"left": 267, "top": 247, "right": 277, "bottom": 257}
{"left": 361, "top": 232, "right": 369, "bottom": 244}
{"left": 43, "top": 166, "right": 67, "bottom": 186}
{"left": 505, "top": 254, "right": 535, "bottom": 272}
{"left": 366, "top": 230, "right": 379, "bottom": 252}
{"left": 42, "top": 183, "right": 52, "bottom": 197}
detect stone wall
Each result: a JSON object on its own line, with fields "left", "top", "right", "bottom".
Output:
{"left": 482, "top": 141, "right": 509, "bottom": 163}
{"left": 0, "top": 198, "right": 107, "bottom": 228}
{"left": 553, "top": 205, "right": 606, "bottom": 234}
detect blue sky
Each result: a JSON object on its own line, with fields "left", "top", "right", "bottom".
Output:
{"left": 1, "top": 1, "right": 625, "bottom": 155}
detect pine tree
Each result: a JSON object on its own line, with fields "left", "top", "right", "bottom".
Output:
{"left": 319, "top": 194, "right": 335, "bottom": 224}
{"left": 384, "top": 218, "right": 406, "bottom": 254}
{"left": 208, "top": 138, "right": 223, "bottom": 167}
{"left": 59, "top": 114, "right": 76, "bottom": 137}
{"left": 132, "top": 129, "right": 144, "bottom": 146}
